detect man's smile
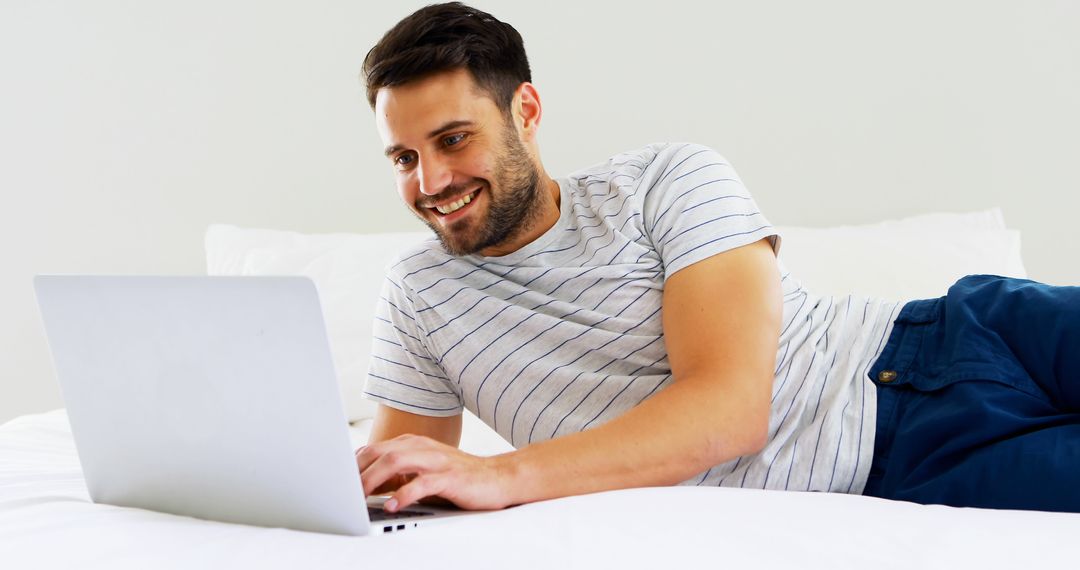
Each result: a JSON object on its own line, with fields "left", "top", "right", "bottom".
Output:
{"left": 426, "top": 188, "right": 481, "bottom": 222}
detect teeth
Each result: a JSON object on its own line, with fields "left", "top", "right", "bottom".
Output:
{"left": 435, "top": 191, "right": 476, "bottom": 215}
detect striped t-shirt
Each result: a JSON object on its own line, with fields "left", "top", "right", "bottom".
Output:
{"left": 364, "top": 143, "right": 902, "bottom": 494}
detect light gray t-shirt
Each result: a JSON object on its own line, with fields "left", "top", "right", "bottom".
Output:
{"left": 364, "top": 143, "right": 901, "bottom": 493}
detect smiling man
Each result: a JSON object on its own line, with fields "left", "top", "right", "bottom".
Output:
{"left": 355, "top": 2, "right": 1080, "bottom": 514}
{"left": 375, "top": 68, "right": 558, "bottom": 258}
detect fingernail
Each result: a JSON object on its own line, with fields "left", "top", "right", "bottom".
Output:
{"left": 385, "top": 498, "right": 398, "bottom": 512}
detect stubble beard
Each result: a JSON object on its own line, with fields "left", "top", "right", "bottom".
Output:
{"left": 423, "top": 127, "right": 545, "bottom": 257}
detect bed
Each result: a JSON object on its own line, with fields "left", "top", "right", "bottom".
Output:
{"left": 3, "top": 209, "right": 1077, "bottom": 568}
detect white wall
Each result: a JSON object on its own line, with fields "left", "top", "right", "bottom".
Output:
{"left": 2, "top": 0, "right": 1078, "bottom": 424}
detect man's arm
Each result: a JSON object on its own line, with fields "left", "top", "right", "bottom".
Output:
{"left": 356, "top": 237, "right": 781, "bottom": 511}
{"left": 367, "top": 405, "right": 462, "bottom": 448}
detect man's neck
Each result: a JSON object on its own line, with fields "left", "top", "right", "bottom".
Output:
{"left": 477, "top": 175, "right": 560, "bottom": 257}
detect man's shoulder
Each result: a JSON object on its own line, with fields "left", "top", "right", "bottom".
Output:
{"left": 567, "top": 142, "right": 727, "bottom": 184}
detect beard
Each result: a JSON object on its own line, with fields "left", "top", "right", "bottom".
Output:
{"left": 417, "top": 126, "right": 545, "bottom": 256}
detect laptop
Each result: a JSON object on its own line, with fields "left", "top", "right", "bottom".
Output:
{"left": 33, "top": 275, "right": 472, "bottom": 536}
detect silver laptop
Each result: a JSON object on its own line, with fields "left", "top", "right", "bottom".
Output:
{"left": 33, "top": 275, "right": 468, "bottom": 536}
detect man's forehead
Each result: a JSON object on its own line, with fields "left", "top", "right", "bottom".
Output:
{"left": 374, "top": 70, "right": 499, "bottom": 145}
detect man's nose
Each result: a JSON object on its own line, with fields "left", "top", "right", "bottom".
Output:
{"left": 417, "top": 156, "right": 452, "bottom": 197}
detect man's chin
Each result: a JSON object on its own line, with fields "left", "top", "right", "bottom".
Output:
{"left": 430, "top": 227, "right": 482, "bottom": 257}
{"left": 424, "top": 214, "right": 515, "bottom": 257}
{"left": 438, "top": 241, "right": 474, "bottom": 257}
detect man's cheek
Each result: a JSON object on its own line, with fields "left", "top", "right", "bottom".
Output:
{"left": 396, "top": 183, "right": 419, "bottom": 209}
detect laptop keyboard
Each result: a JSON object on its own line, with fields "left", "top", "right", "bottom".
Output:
{"left": 368, "top": 506, "right": 434, "bottom": 522}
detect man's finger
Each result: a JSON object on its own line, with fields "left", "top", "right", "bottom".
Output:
{"left": 360, "top": 449, "right": 446, "bottom": 496}
{"left": 387, "top": 474, "right": 446, "bottom": 512}
{"left": 355, "top": 444, "right": 380, "bottom": 472}
{"left": 355, "top": 439, "right": 409, "bottom": 472}
{"left": 355, "top": 435, "right": 434, "bottom": 472}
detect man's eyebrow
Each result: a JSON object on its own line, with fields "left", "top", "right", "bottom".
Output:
{"left": 383, "top": 120, "right": 476, "bottom": 157}
{"left": 427, "top": 119, "right": 474, "bottom": 139}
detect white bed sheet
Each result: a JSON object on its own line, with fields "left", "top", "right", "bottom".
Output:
{"left": 2, "top": 410, "right": 1079, "bottom": 570}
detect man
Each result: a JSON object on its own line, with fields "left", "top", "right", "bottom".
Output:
{"left": 355, "top": 2, "right": 1080, "bottom": 514}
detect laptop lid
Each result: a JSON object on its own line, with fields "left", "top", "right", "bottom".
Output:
{"left": 34, "top": 275, "right": 370, "bottom": 536}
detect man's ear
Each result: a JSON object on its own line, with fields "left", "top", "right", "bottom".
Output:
{"left": 513, "top": 82, "right": 543, "bottom": 141}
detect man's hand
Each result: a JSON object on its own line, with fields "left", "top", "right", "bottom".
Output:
{"left": 355, "top": 434, "right": 515, "bottom": 512}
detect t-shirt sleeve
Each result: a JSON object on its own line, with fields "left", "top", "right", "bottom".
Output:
{"left": 641, "top": 143, "right": 780, "bottom": 279}
{"left": 363, "top": 271, "right": 464, "bottom": 417}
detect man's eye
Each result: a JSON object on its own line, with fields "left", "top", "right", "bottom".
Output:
{"left": 395, "top": 153, "right": 415, "bottom": 167}
{"left": 444, "top": 133, "right": 465, "bottom": 146}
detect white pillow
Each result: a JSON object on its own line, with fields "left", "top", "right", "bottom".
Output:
{"left": 775, "top": 208, "right": 1027, "bottom": 301}
{"left": 205, "top": 224, "right": 432, "bottom": 422}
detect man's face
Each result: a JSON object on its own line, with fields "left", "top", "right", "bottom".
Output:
{"left": 375, "top": 69, "right": 544, "bottom": 256}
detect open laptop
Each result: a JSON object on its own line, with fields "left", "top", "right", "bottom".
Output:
{"left": 33, "top": 275, "right": 471, "bottom": 536}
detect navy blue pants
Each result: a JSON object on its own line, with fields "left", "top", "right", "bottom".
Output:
{"left": 864, "top": 275, "right": 1080, "bottom": 511}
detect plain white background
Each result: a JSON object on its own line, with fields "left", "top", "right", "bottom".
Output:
{"left": 1, "top": 0, "right": 1077, "bottom": 424}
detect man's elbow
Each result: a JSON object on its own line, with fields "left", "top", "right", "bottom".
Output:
{"left": 712, "top": 408, "right": 769, "bottom": 462}
{"left": 735, "top": 414, "right": 769, "bottom": 458}
{"left": 744, "top": 419, "right": 769, "bottom": 456}
{"left": 731, "top": 383, "right": 771, "bottom": 456}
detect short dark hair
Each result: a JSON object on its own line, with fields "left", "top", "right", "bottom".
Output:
{"left": 362, "top": 2, "right": 531, "bottom": 113}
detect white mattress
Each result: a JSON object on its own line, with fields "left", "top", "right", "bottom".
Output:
{"left": 2, "top": 410, "right": 1078, "bottom": 570}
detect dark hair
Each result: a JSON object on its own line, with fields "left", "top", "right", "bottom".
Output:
{"left": 362, "top": 2, "right": 531, "bottom": 113}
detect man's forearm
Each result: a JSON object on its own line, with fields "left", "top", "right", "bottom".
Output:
{"left": 495, "top": 373, "right": 769, "bottom": 505}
